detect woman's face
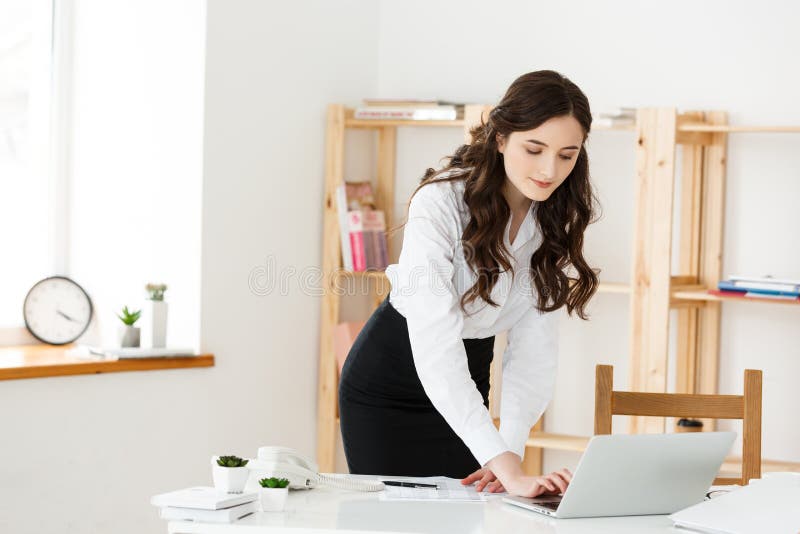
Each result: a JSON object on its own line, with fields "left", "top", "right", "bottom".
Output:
{"left": 497, "top": 115, "right": 584, "bottom": 203}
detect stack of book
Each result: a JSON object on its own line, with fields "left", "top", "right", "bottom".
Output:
{"left": 354, "top": 98, "right": 465, "bottom": 121}
{"left": 336, "top": 181, "right": 389, "bottom": 272}
{"left": 151, "top": 487, "right": 258, "bottom": 524}
{"left": 711, "top": 275, "right": 800, "bottom": 301}
{"left": 593, "top": 107, "right": 636, "bottom": 128}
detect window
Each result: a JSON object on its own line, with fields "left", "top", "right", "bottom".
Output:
{"left": 0, "top": 0, "right": 65, "bottom": 332}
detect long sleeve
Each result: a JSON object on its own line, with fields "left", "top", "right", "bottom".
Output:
{"left": 498, "top": 306, "right": 559, "bottom": 459}
{"left": 386, "top": 184, "right": 510, "bottom": 467}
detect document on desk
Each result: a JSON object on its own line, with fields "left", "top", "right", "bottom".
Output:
{"left": 379, "top": 477, "right": 488, "bottom": 502}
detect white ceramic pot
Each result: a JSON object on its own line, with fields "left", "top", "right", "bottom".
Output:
{"left": 119, "top": 326, "right": 140, "bottom": 348}
{"left": 212, "top": 464, "right": 250, "bottom": 494}
{"left": 259, "top": 487, "right": 288, "bottom": 512}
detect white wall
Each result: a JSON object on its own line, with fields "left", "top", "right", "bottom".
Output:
{"left": 0, "top": 1, "right": 379, "bottom": 533}
{"left": 200, "top": 0, "right": 378, "bottom": 501}
{"left": 376, "top": 0, "right": 800, "bottom": 471}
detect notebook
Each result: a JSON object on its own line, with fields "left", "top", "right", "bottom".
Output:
{"left": 159, "top": 501, "right": 257, "bottom": 523}
{"left": 669, "top": 474, "right": 800, "bottom": 534}
{"left": 151, "top": 487, "right": 258, "bottom": 510}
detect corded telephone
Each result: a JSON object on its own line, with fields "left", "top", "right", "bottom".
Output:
{"left": 243, "top": 446, "right": 384, "bottom": 492}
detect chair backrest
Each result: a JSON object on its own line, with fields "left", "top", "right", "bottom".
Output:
{"left": 594, "top": 364, "right": 762, "bottom": 485}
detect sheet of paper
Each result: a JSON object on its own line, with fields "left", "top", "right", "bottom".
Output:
{"left": 378, "top": 477, "right": 488, "bottom": 502}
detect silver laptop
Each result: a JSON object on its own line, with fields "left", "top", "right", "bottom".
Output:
{"left": 503, "top": 431, "right": 735, "bottom": 519}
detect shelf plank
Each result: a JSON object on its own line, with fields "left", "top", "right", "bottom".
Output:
{"left": 678, "top": 124, "right": 800, "bottom": 133}
{"left": 526, "top": 431, "right": 590, "bottom": 452}
{"left": 721, "top": 456, "right": 800, "bottom": 474}
{"left": 597, "top": 282, "right": 631, "bottom": 294}
{"left": 672, "top": 289, "right": 800, "bottom": 306}
{"left": 0, "top": 344, "right": 214, "bottom": 381}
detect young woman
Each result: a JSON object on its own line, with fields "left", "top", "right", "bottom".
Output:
{"left": 338, "top": 70, "right": 598, "bottom": 498}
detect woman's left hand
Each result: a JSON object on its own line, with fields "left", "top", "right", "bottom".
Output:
{"left": 460, "top": 467, "right": 506, "bottom": 493}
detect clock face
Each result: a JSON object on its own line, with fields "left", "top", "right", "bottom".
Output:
{"left": 23, "top": 276, "right": 93, "bottom": 345}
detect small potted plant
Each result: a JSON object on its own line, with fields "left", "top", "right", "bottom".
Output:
{"left": 117, "top": 306, "right": 142, "bottom": 347}
{"left": 258, "top": 477, "right": 290, "bottom": 512}
{"left": 212, "top": 455, "right": 250, "bottom": 494}
{"left": 144, "top": 283, "right": 168, "bottom": 348}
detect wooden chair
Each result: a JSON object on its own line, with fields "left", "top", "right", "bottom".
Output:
{"left": 594, "top": 364, "right": 762, "bottom": 485}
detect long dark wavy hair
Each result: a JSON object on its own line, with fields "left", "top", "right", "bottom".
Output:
{"left": 396, "top": 70, "right": 599, "bottom": 319}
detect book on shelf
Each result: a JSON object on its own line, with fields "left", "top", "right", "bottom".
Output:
{"left": 150, "top": 487, "right": 258, "bottom": 510}
{"left": 727, "top": 275, "right": 800, "bottom": 292}
{"left": 342, "top": 181, "right": 376, "bottom": 211}
{"left": 362, "top": 209, "right": 389, "bottom": 270}
{"left": 336, "top": 181, "right": 389, "bottom": 273}
{"left": 335, "top": 185, "right": 353, "bottom": 271}
{"left": 347, "top": 210, "right": 367, "bottom": 272}
{"left": 363, "top": 98, "right": 466, "bottom": 107}
{"left": 717, "top": 276, "right": 800, "bottom": 298}
{"left": 159, "top": 501, "right": 257, "bottom": 524}
{"left": 718, "top": 281, "right": 800, "bottom": 297}
{"left": 354, "top": 105, "right": 460, "bottom": 121}
{"left": 708, "top": 289, "right": 800, "bottom": 301}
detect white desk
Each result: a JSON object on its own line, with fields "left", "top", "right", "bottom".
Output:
{"left": 165, "top": 482, "right": 683, "bottom": 534}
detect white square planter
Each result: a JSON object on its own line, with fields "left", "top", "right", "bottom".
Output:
{"left": 212, "top": 464, "right": 250, "bottom": 494}
{"left": 259, "top": 487, "right": 288, "bottom": 512}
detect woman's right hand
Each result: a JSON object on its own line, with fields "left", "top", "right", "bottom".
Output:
{"left": 502, "top": 469, "right": 573, "bottom": 498}
{"left": 484, "top": 451, "right": 573, "bottom": 497}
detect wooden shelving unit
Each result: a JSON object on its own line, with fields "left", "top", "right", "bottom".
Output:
{"left": 316, "top": 105, "right": 488, "bottom": 473}
{"left": 316, "top": 104, "right": 799, "bottom": 476}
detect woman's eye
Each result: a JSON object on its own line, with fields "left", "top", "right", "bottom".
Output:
{"left": 525, "top": 150, "right": 573, "bottom": 161}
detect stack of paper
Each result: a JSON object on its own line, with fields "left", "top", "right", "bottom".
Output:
{"left": 378, "top": 477, "right": 487, "bottom": 502}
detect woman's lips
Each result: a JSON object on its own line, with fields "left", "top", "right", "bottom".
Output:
{"left": 530, "top": 178, "right": 552, "bottom": 188}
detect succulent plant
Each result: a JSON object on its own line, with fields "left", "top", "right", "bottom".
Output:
{"left": 145, "top": 283, "right": 168, "bottom": 301}
{"left": 258, "top": 477, "right": 290, "bottom": 489}
{"left": 216, "top": 455, "right": 249, "bottom": 468}
{"left": 116, "top": 306, "right": 142, "bottom": 326}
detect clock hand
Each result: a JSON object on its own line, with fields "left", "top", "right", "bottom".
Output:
{"left": 57, "top": 309, "right": 78, "bottom": 322}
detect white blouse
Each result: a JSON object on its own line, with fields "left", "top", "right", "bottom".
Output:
{"left": 385, "top": 176, "right": 558, "bottom": 468}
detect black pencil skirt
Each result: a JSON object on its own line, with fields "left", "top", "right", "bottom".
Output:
{"left": 338, "top": 295, "right": 495, "bottom": 478}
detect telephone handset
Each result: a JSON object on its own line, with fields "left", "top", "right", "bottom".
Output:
{"left": 244, "top": 446, "right": 384, "bottom": 492}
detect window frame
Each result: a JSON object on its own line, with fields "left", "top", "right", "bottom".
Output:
{"left": 0, "top": 0, "right": 74, "bottom": 344}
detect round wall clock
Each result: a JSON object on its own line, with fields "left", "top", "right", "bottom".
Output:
{"left": 23, "top": 276, "right": 93, "bottom": 345}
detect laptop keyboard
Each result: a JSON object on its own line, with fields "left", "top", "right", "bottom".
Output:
{"left": 536, "top": 501, "right": 561, "bottom": 511}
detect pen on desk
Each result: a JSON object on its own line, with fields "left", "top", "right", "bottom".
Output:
{"left": 381, "top": 480, "right": 439, "bottom": 489}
